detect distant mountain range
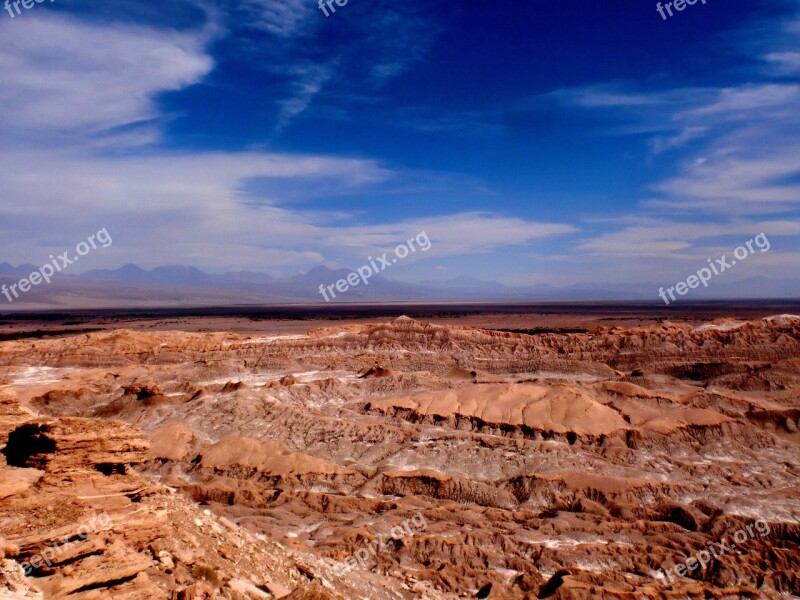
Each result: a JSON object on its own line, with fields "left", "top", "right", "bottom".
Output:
{"left": 1, "top": 262, "right": 799, "bottom": 309}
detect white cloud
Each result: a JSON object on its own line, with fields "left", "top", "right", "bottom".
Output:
{"left": 261, "top": 1, "right": 441, "bottom": 132}
{"left": 0, "top": 12, "right": 576, "bottom": 276}
{"left": 0, "top": 13, "right": 214, "bottom": 146}
{"left": 551, "top": 59, "right": 800, "bottom": 221}
{"left": 241, "top": 0, "right": 317, "bottom": 38}
{"left": 650, "top": 126, "right": 709, "bottom": 154}
{"left": 766, "top": 51, "right": 800, "bottom": 75}
{"left": 579, "top": 218, "right": 800, "bottom": 257}
{"left": 318, "top": 213, "right": 577, "bottom": 259}
{"left": 275, "top": 61, "right": 337, "bottom": 132}
{"left": 0, "top": 145, "right": 577, "bottom": 271}
{"left": 677, "top": 84, "right": 800, "bottom": 121}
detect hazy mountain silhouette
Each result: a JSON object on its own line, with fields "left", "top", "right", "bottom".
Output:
{"left": 1, "top": 263, "right": 799, "bottom": 308}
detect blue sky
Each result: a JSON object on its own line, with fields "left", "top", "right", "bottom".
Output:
{"left": 0, "top": 0, "right": 798, "bottom": 291}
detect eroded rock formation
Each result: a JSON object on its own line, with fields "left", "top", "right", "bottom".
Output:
{"left": 0, "top": 315, "right": 798, "bottom": 598}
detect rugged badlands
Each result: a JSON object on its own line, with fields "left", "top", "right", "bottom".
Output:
{"left": 0, "top": 315, "right": 799, "bottom": 598}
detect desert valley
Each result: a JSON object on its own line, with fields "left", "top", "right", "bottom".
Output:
{"left": 0, "top": 306, "right": 798, "bottom": 599}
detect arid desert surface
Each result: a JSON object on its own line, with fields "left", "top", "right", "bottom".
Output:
{"left": 1, "top": 306, "right": 799, "bottom": 599}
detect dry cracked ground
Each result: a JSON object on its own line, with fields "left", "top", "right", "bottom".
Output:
{"left": 0, "top": 314, "right": 799, "bottom": 599}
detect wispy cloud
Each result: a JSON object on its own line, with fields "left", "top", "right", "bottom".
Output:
{"left": 323, "top": 213, "right": 577, "bottom": 259}
{"left": 550, "top": 83, "right": 800, "bottom": 214}
{"left": 579, "top": 217, "right": 800, "bottom": 257}
{"left": 0, "top": 13, "right": 214, "bottom": 148}
{"left": 0, "top": 145, "right": 577, "bottom": 272}
{"left": 261, "top": 0, "right": 441, "bottom": 132}
{"left": 539, "top": 2, "right": 800, "bottom": 281}
{"left": 275, "top": 61, "right": 338, "bottom": 132}
{"left": 393, "top": 106, "right": 507, "bottom": 137}
{"left": 240, "top": 0, "right": 317, "bottom": 38}
{"left": 649, "top": 126, "right": 709, "bottom": 155}
{"left": 0, "top": 9, "right": 574, "bottom": 278}
{"left": 364, "top": 5, "right": 440, "bottom": 84}
{"left": 766, "top": 51, "right": 800, "bottom": 74}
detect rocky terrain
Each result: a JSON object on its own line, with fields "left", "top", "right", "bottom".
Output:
{"left": 0, "top": 314, "right": 799, "bottom": 598}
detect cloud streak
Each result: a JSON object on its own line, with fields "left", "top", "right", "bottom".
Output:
{"left": 0, "top": 13, "right": 214, "bottom": 147}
